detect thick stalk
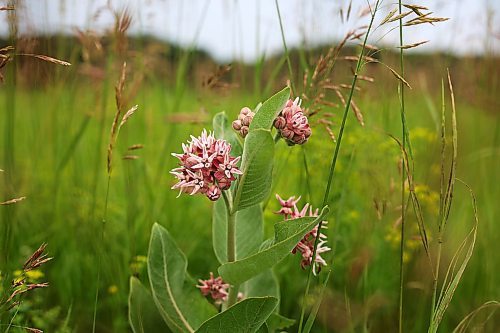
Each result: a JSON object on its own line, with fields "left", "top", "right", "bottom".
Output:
{"left": 222, "top": 191, "right": 239, "bottom": 308}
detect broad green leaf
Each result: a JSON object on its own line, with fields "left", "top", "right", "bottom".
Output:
{"left": 128, "top": 277, "right": 169, "bottom": 333}
{"left": 241, "top": 269, "right": 279, "bottom": 300}
{"left": 195, "top": 297, "right": 278, "bottom": 333}
{"left": 219, "top": 207, "right": 329, "bottom": 285}
{"left": 256, "top": 324, "right": 268, "bottom": 333}
{"left": 148, "top": 223, "right": 217, "bottom": 333}
{"left": 249, "top": 87, "right": 290, "bottom": 131}
{"left": 303, "top": 270, "right": 331, "bottom": 333}
{"left": 233, "top": 129, "right": 274, "bottom": 212}
{"left": 266, "top": 313, "right": 296, "bottom": 333}
{"left": 213, "top": 200, "right": 263, "bottom": 263}
{"left": 213, "top": 111, "right": 243, "bottom": 158}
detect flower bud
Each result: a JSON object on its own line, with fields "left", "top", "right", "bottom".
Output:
{"left": 233, "top": 107, "right": 255, "bottom": 138}
{"left": 240, "top": 126, "right": 249, "bottom": 138}
{"left": 273, "top": 98, "right": 312, "bottom": 145}
{"left": 232, "top": 119, "right": 242, "bottom": 130}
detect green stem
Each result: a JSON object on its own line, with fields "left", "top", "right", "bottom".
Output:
{"left": 397, "top": 1, "right": 407, "bottom": 331}
{"left": 429, "top": 236, "right": 442, "bottom": 331}
{"left": 298, "top": 2, "right": 381, "bottom": 332}
{"left": 92, "top": 175, "right": 111, "bottom": 333}
{"left": 274, "top": 0, "right": 296, "bottom": 96}
{"left": 273, "top": 131, "right": 281, "bottom": 143}
{"left": 430, "top": 78, "right": 447, "bottom": 332}
{"left": 1, "top": 0, "right": 17, "bottom": 267}
{"left": 222, "top": 190, "right": 239, "bottom": 308}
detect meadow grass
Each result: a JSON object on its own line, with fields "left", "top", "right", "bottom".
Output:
{"left": 0, "top": 56, "right": 498, "bottom": 331}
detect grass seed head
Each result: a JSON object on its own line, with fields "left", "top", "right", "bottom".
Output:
{"left": 0, "top": 196, "right": 26, "bottom": 205}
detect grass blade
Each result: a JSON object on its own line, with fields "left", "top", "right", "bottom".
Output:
{"left": 453, "top": 301, "right": 500, "bottom": 333}
{"left": 430, "top": 180, "right": 478, "bottom": 332}
{"left": 302, "top": 270, "right": 331, "bottom": 333}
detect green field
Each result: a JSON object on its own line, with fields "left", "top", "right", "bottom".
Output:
{"left": 0, "top": 13, "right": 499, "bottom": 332}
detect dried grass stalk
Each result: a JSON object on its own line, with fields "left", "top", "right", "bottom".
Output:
{"left": 107, "top": 62, "right": 139, "bottom": 175}
{"left": 351, "top": 100, "right": 364, "bottom": 126}
{"left": 380, "top": 8, "right": 398, "bottom": 25}
{"left": 17, "top": 54, "right": 71, "bottom": 66}
{"left": 202, "top": 64, "right": 233, "bottom": 90}
{"left": 1, "top": 196, "right": 26, "bottom": 205}
{"left": 403, "top": 4, "right": 428, "bottom": 16}
{"left": 122, "top": 155, "right": 139, "bottom": 160}
{"left": 119, "top": 105, "right": 138, "bottom": 128}
{"left": 0, "top": 46, "right": 15, "bottom": 53}
{"left": 128, "top": 144, "right": 143, "bottom": 150}
{"left": 388, "top": 11, "right": 412, "bottom": 23}
{"left": 358, "top": 75, "right": 375, "bottom": 82}
{"left": 398, "top": 40, "right": 429, "bottom": 49}
{"left": 23, "top": 243, "right": 53, "bottom": 271}
{"left": 108, "top": 62, "right": 127, "bottom": 175}
{"left": 388, "top": 66, "right": 412, "bottom": 89}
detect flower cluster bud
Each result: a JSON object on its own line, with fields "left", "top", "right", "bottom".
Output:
{"left": 275, "top": 194, "right": 330, "bottom": 275}
{"left": 232, "top": 107, "right": 255, "bottom": 138}
{"left": 196, "top": 272, "right": 229, "bottom": 302}
{"left": 274, "top": 97, "right": 312, "bottom": 145}
{"left": 170, "top": 130, "right": 242, "bottom": 201}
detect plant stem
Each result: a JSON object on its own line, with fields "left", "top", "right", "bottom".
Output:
{"left": 92, "top": 174, "right": 111, "bottom": 333}
{"left": 273, "top": 131, "right": 281, "bottom": 143}
{"left": 430, "top": 78, "right": 447, "bottom": 331}
{"left": 397, "top": 0, "right": 407, "bottom": 331}
{"left": 1, "top": 0, "right": 17, "bottom": 267}
{"left": 222, "top": 190, "right": 239, "bottom": 308}
{"left": 274, "top": 0, "right": 296, "bottom": 96}
{"left": 429, "top": 236, "right": 442, "bottom": 330}
{"left": 298, "top": 2, "right": 380, "bottom": 332}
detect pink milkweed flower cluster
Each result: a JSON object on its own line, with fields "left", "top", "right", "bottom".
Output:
{"left": 171, "top": 130, "right": 242, "bottom": 201}
{"left": 196, "top": 272, "right": 229, "bottom": 302}
{"left": 274, "top": 98, "right": 312, "bottom": 145}
{"left": 232, "top": 107, "right": 255, "bottom": 138}
{"left": 276, "top": 194, "right": 330, "bottom": 275}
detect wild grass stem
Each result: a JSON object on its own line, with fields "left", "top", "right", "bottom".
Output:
{"left": 430, "top": 79, "right": 447, "bottom": 329}
{"left": 1, "top": 0, "right": 17, "bottom": 267}
{"left": 274, "top": 0, "right": 296, "bottom": 96}
{"left": 92, "top": 175, "right": 111, "bottom": 333}
{"left": 397, "top": 0, "right": 407, "bottom": 331}
{"left": 298, "top": 2, "right": 381, "bottom": 331}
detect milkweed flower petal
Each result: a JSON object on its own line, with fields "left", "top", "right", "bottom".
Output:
{"left": 275, "top": 194, "right": 330, "bottom": 275}
{"left": 274, "top": 98, "right": 312, "bottom": 145}
{"left": 170, "top": 130, "right": 241, "bottom": 201}
{"left": 196, "top": 272, "right": 230, "bottom": 303}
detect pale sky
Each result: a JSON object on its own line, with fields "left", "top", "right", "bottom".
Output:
{"left": 1, "top": 0, "right": 499, "bottom": 63}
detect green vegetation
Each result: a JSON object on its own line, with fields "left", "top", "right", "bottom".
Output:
{"left": 0, "top": 5, "right": 499, "bottom": 331}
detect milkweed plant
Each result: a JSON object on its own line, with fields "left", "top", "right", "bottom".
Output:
{"left": 128, "top": 87, "right": 331, "bottom": 333}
